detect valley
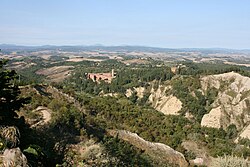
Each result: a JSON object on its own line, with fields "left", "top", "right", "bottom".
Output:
{"left": 1, "top": 46, "right": 250, "bottom": 166}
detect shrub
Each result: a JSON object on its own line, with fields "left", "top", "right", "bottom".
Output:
{"left": 0, "top": 126, "right": 20, "bottom": 148}
{"left": 210, "top": 155, "right": 250, "bottom": 167}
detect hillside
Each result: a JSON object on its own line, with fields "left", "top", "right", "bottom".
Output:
{"left": 200, "top": 72, "right": 250, "bottom": 139}
{"left": 108, "top": 129, "right": 188, "bottom": 167}
{"left": 118, "top": 72, "right": 250, "bottom": 158}
{"left": 128, "top": 72, "right": 250, "bottom": 140}
{"left": 2, "top": 54, "right": 250, "bottom": 166}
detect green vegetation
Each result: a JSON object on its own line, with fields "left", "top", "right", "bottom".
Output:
{"left": 102, "top": 136, "right": 152, "bottom": 166}
{"left": 82, "top": 96, "right": 190, "bottom": 149}
{"left": 179, "top": 62, "right": 250, "bottom": 77}
{"left": 63, "top": 61, "right": 174, "bottom": 96}
{"left": 210, "top": 155, "right": 250, "bottom": 167}
{"left": 0, "top": 59, "right": 29, "bottom": 125}
{"left": 79, "top": 95, "right": 242, "bottom": 158}
{"left": 171, "top": 76, "right": 207, "bottom": 122}
{"left": 2, "top": 54, "right": 250, "bottom": 166}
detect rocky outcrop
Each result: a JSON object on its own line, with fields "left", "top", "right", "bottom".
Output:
{"left": 201, "top": 72, "right": 250, "bottom": 131}
{"left": 1, "top": 148, "right": 28, "bottom": 167}
{"left": 201, "top": 107, "right": 223, "bottom": 128}
{"left": 100, "top": 90, "right": 119, "bottom": 97}
{"left": 133, "top": 87, "right": 145, "bottom": 98}
{"left": 31, "top": 106, "right": 52, "bottom": 128}
{"left": 125, "top": 88, "right": 133, "bottom": 97}
{"left": 156, "top": 95, "right": 182, "bottom": 115}
{"left": 125, "top": 87, "right": 145, "bottom": 98}
{"left": 125, "top": 85, "right": 182, "bottom": 115}
{"left": 108, "top": 129, "right": 188, "bottom": 167}
{"left": 201, "top": 72, "right": 250, "bottom": 92}
{"left": 190, "top": 157, "right": 205, "bottom": 166}
{"left": 0, "top": 126, "right": 28, "bottom": 166}
{"left": 238, "top": 124, "right": 250, "bottom": 141}
{"left": 149, "top": 85, "right": 182, "bottom": 115}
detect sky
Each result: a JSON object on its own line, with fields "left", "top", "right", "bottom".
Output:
{"left": 0, "top": 0, "right": 250, "bottom": 49}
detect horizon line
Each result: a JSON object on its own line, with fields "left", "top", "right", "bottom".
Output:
{"left": 1, "top": 43, "right": 250, "bottom": 51}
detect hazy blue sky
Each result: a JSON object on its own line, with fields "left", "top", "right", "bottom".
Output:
{"left": 1, "top": 0, "right": 250, "bottom": 49}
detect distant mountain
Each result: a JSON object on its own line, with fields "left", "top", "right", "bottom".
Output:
{"left": 0, "top": 44, "right": 249, "bottom": 54}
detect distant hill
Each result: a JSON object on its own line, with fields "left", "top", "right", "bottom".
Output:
{"left": 1, "top": 44, "right": 250, "bottom": 54}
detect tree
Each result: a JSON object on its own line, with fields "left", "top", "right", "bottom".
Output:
{"left": 226, "top": 124, "right": 238, "bottom": 139}
{"left": 0, "top": 59, "right": 28, "bottom": 125}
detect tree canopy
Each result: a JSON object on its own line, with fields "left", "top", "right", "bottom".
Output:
{"left": 0, "top": 59, "right": 28, "bottom": 125}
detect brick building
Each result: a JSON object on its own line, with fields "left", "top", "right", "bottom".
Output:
{"left": 87, "top": 69, "right": 115, "bottom": 83}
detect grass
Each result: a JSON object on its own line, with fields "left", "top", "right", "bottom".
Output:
{"left": 210, "top": 155, "right": 250, "bottom": 167}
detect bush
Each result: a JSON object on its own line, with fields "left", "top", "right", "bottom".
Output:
{"left": 210, "top": 155, "right": 250, "bottom": 167}
{"left": 0, "top": 126, "right": 20, "bottom": 148}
